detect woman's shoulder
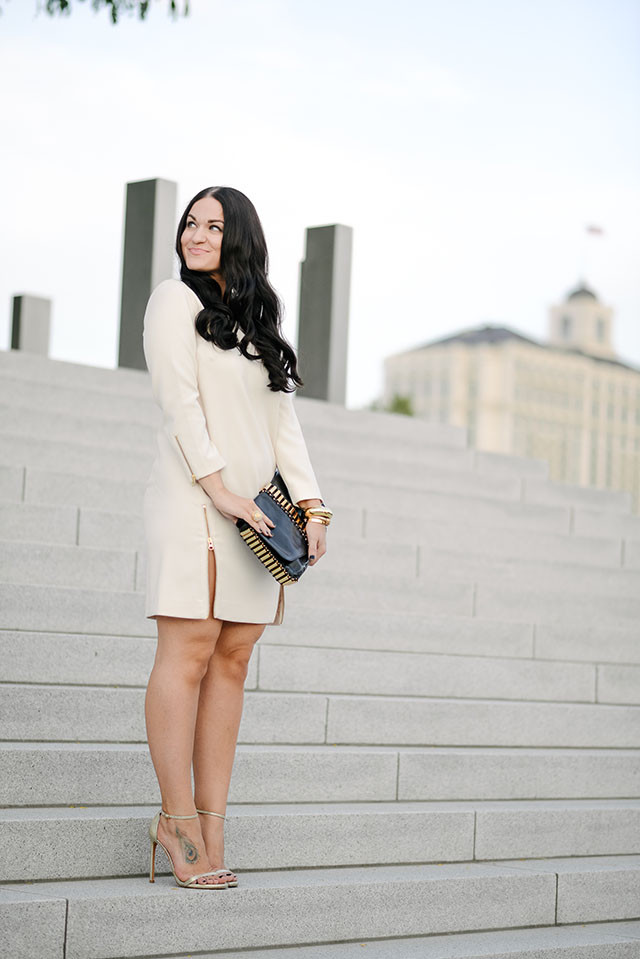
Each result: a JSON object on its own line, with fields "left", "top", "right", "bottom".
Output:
{"left": 148, "top": 277, "right": 203, "bottom": 315}
{"left": 149, "top": 277, "right": 201, "bottom": 306}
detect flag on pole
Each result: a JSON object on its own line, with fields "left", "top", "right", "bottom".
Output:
{"left": 586, "top": 225, "right": 604, "bottom": 235}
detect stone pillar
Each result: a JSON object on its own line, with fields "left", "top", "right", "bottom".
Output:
{"left": 297, "top": 224, "right": 352, "bottom": 404}
{"left": 118, "top": 177, "right": 177, "bottom": 370}
{"left": 11, "top": 295, "right": 51, "bottom": 355}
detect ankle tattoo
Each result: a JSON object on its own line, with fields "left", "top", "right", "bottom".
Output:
{"left": 175, "top": 825, "right": 200, "bottom": 865}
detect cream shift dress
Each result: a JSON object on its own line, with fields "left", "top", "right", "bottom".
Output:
{"left": 142, "top": 277, "right": 323, "bottom": 625}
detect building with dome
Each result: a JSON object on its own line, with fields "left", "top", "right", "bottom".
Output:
{"left": 382, "top": 282, "right": 640, "bottom": 512}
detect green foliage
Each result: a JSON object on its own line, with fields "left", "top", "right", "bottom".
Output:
{"left": 367, "top": 393, "right": 415, "bottom": 416}
{"left": 0, "top": 0, "right": 190, "bottom": 23}
{"left": 387, "top": 392, "right": 414, "bottom": 416}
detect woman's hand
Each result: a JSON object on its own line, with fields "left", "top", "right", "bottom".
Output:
{"left": 297, "top": 497, "right": 328, "bottom": 567}
{"left": 306, "top": 520, "right": 327, "bottom": 566}
{"left": 200, "top": 474, "right": 275, "bottom": 538}
{"left": 215, "top": 488, "right": 276, "bottom": 537}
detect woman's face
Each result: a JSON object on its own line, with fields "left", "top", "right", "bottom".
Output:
{"left": 181, "top": 195, "right": 225, "bottom": 281}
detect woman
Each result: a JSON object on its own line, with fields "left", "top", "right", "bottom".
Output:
{"left": 143, "top": 186, "right": 331, "bottom": 889}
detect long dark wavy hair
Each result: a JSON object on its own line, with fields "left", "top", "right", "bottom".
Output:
{"left": 176, "top": 186, "right": 302, "bottom": 393}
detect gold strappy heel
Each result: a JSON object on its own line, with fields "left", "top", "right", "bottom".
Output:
{"left": 148, "top": 810, "right": 230, "bottom": 889}
{"left": 196, "top": 807, "right": 239, "bottom": 887}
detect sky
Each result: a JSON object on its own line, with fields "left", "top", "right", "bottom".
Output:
{"left": 1, "top": 0, "right": 639, "bottom": 409}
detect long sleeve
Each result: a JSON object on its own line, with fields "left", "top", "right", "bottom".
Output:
{"left": 143, "top": 278, "right": 227, "bottom": 479}
{"left": 275, "top": 389, "right": 322, "bottom": 504}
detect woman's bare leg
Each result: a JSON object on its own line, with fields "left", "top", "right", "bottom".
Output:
{"left": 193, "top": 549, "right": 267, "bottom": 870}
{"left": 144, "top": 548, "right": 226, "bottom": 884}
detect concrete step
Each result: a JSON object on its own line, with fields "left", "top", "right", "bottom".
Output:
{"left": 168, "top": 922, "right": 640, "bottom": 959}
{"left": 4, "top": 465, "right": 148, "bottom": 514}
{"left": 0, "top": 540, "right": 137, "bottom": 591}
{"left": 3, "top": 625, "right": 639, "bottom": 702}
{"left": 0, "top": 347, "right": 152, "bottom": 393}
{"left": 574, "top": 504, "right": 640, "bottom": 539}
{"left": 1, "top": 800, "right": 638, "bottom": 882}
{"left": 348, "top": 475, "right": 640, "bottom": 540}
{"left": 626, "top": 538, "right": 640, "bottom": 569}
{"left": 257, "top": 639, "right": 638, "bottom": 705}
{"left": 248, "top": 643, "right": 596, "bottom": 704}
{"left": 0, "top": 500, "right": 79, "bottom": 545}
{"left": 407, "top": 519, "right": 628, "bottom": 569}
{"left": 324, "top": 693, "right": 640, "bottom": 744}
{"left": 0, "top": 464, "right": 23, "bottom": 501}
{"left": 3, "top": 682, "right": 639, "bottom": 744}
{"left": 290, "top": 567, "right": 640, "bottom": 626}
{"left": 0, "top": 371, "right": 161, "bottom": 426}
{"left": 0, "top": 583, "right": 156, "bottom": 636}
{"left": 0, "top": 432, "right": 154, "bottom": 482}
{"left": 0, "top": 404, "right": 158, "bottom": 450}
{"left": 2, "top": 742, "right": 639, "bottom": 805}
{"left": 1, "top": 856, "right": 638, "bottom": 958}
{"left": 521, "top": 474, "right": 632, "bottom": 512}
{"left": 85, "top": 922, "right": 640, "bottom": 959}
{"left": 472, "top": 579, "right": 640, "bottom": 626}
{"left": 266, "top": 608, "right": 640, "bottom": 668}
{"left": 416, "top": 550, "right": 640, "bottom": 596}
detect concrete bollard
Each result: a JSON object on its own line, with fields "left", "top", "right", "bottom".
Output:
{"left": 118, "top": 177, "right": 177, "bottom": 370}
{"left": 11, "top": 294, "right": 52, "bottom": 355}
{"left": 297, "top": 224, "right": 352, "bottom": 404}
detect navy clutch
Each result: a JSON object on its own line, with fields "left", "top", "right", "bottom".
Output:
{"left": 235, "top": 469, "right": 309, "bottom": 584}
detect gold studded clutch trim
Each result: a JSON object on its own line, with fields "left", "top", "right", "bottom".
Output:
{"left": 262, "top": 482, "right": 308, "bottom": 534}
{"left": 236, "top": 470, "right": 310, "bottom": 585}
{"left": 238, "top": 526, "right": 299, "bottom": 585}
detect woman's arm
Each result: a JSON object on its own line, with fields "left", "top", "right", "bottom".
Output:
{"left": 274, "top": 390, "right": 323, "bottom": 506}
{"left": 274, "top": 390, "right": 327, "bottom": 565}
{"left": 143, "top": 279, "right": 227, "bottom": 480}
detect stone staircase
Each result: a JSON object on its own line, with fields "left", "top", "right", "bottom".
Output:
{"left": 1, "top": 346, "right": 639, "bottom": 959}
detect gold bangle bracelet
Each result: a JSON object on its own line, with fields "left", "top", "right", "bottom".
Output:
{"left": 308, "top": 517, "right": 330, "bottom": 525}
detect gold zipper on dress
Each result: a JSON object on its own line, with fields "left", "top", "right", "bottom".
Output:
{"left": 174, "top": 435, "right": 197, "bottom": 485}
{"left": 202, "top": 505, "right": 214, "bottom": 551}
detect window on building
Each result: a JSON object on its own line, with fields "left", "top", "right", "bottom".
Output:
{"left": 596, "top": 318, "right": 605, "bottom": 342}
{"left": 561, "top": 315, "right": 572, "bottom": 338}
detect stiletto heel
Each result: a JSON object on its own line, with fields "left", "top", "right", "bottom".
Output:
{"left": 149, "top": 833, "right": 158, "bottom": 882}
{"left": 148, "top": 810, "right": 230, "bottom": 889}
{"left": 196, "top": 808, "right": 239, "bottom": 887}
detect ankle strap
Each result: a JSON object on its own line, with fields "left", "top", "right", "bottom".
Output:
{"left": 160, "top": 809, "right": 198, "bottom": 820}
{"left": 196, "top": 808, "right": 226, "bottom": 820}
